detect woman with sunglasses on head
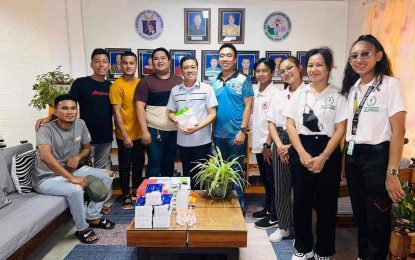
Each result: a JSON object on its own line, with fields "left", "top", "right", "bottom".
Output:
{"left": 266, "top": 56, "right": 305, "bottom": 243}
{"left": 250, "top": 58, "right": 280, "bottom": 230}
{"left": 341, "top": 35, "right": 406, "bottom": 260}
{"left": 284, "top": 47, "right": 347, "bottom": 260}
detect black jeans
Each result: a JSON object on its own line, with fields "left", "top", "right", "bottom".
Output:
{"left": 345, "top": 141, "right": 390, "bottom": 260}
{"left": 289, "top": 135, "right": 341, "bottom": 257}
{"left": 116, "top": 138, "right": 145, "bottom": 196}
{"left": 255, "top": 153, "right": 276, "bottom": 220}
{"left": 178, "top": 143, "right": 212, "bottom": 190}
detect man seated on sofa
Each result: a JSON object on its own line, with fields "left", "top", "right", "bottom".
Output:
{"left": 32, "top": 94, "right": 115, "bottom": 244}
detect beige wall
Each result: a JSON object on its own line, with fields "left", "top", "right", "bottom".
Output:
{"left": 0, "top": 0, "right": 366, "bottom": 146}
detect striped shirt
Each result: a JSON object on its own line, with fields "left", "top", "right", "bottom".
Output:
{"left": 166, "top": 81, "right": 218, "bottom": 147}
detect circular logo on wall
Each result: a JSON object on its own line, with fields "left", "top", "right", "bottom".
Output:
{"left": 263, "top": 12, "right": 292, "bottom": 41}
{"left": 135, "top": 9, "right": 164, "bottom": 40}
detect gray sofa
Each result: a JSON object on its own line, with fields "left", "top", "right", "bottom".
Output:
{"left": 0, "top": 143, "right": 69, "bottom": 259}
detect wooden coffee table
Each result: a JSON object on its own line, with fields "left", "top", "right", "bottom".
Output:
{"left": 127, "top": 191, "right": 247, "bottom": 260}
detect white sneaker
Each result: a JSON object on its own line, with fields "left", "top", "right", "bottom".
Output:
{"left": 291, "top": 250, "right": 314, "bottom": 260}
{"left": 269, "top": 228, "right": 290, "bottom": 243}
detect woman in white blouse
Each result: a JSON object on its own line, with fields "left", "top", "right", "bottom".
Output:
{"left": 266, "top": 56, "right": 305, "bottom": 243}
{"left": 284, "top": 47, "right": 347, "bottom": 260}
{"left": 341, "top": 35, "right": 406, "bottom": 260}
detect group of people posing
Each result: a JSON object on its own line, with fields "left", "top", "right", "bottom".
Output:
{"left": 33, "top": 34, "right": 405, "bottom": 260}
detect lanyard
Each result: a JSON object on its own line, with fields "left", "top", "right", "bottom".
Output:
{"left": 351, "top": 85, "right": 374, "bottom": 136}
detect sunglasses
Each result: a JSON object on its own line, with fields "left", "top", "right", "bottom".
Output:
{"left": 349, "top": 50, "right": 372, "bottom": 62}
{"left": 278, "top": 65, "right": 295, "bottom": 76}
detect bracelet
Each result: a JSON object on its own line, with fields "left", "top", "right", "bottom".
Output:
{"left": 320, "top": 152, "right": 329, "bottom": 160}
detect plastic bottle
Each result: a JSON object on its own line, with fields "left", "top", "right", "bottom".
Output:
{"left": 176, "top": 188, "right": 189, "bottom": 214}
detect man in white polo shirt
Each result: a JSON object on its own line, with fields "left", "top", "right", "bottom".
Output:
{"left": 167, "top": 56, "right": 218, "bottom": 190}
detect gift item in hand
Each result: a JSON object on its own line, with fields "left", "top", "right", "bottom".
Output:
{"left": 175, "top": 107, "right": 199, "bottom": 129}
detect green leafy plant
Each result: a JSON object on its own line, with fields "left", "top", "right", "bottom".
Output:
{"left": 392, "top": 185, "right": 415, "bottom": 232}
{"left": 192, "top": 147, "right": 248, "bottom": 198}
{"left": 29, "top": 66, "right": 74, "bottom": 110}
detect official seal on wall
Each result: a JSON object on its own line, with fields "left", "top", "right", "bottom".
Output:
{"left": 263, "top": 12, "right": 291, "bottom": 41}
{"left": 135, "top": 9, "right": 164, "bottom": 40}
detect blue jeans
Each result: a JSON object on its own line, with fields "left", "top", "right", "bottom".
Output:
{"left": 146, "top": 127, "right": 177, "bottom": 178}
{"left": 35, "top": 167, "right": 113, "bottom": 231}
{"left": 213, "top": 137, "right": 246, "bottom": 209}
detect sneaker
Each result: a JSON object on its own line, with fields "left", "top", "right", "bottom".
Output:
{"left": 254, "top": 216, "right": 278, "bottom": 229}
{"left": 269, "top": 228, "right": 290, "bottom": 243}
{"left": 291, "top": 250, "right": 314, "bottom": 260}
{"left": 252, "top": 208, "right": 270, "bottom": 219}
{"left": 315, "top": 253, "right": 331, "bottom": 260}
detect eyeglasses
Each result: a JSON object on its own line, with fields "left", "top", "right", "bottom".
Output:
{"left": 349, "top": 50, "right": 372, "bottom": 62}
{"left": 278, "top": 65, "right": 295, "bottom": 76}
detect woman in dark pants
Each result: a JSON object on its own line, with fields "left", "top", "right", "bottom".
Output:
{"left": 284, "top": 47, "right": 347, "bottom": 260}
{"left": 341, "top": 34, "right": 406, "bottom": 260}
{"left": 251, "top": 58, "right": 280, "bottom": 229}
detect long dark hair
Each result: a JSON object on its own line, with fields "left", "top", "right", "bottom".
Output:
{"left": 341, "top": 34, "right": 392, "bottom": 96}
{"left": 279, "top": 56, "right": 302, "bottom": 89}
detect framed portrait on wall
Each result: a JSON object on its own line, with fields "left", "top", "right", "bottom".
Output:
{"left": 236, "top": 51, "right": 259, "bottom": 83}
{"left": 218, "top": 8, "right": 245, "bottom": 44}
{"left": 184, "top": 8, "right": 211, "bottom": 44}
{"left": 201, "top": 50, "right": 221, "bottom": 82}
{"left": 265, "top": 51, "right": 291, "bottom": 82}
{"left": 296, "top": 51, "right": 309, "bottom": 81}
{"left": 170, "top": 49, "right": 196, "bottom": 77}
{"left": 106, "top": 48, "right": 131, "bottom": 81}
{"left": 138, "top": 49, "right": 154, "bottom": 78}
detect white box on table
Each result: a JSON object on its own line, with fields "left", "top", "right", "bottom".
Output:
{"left": 134, "top": 216, "right": 152, "bottom": 229}
{"left": 153, "top": 214, "right": 172, "bottom": 228}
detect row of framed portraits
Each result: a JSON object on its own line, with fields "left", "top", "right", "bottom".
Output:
{"left": 184, "top": 8, "right": 245, "bottom": 44}
{"left": 106, "top": 48, "right": 309, "bottom": 83}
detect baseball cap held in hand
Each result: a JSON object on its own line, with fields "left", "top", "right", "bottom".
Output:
{"left": 85, "top": 175, "right": 108, "bottom": 202}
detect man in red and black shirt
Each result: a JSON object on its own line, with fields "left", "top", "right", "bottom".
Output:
{"left": 134, "top": 47, "right": 182, "bottom": 178}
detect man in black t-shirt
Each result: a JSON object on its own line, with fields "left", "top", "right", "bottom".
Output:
{"left": 36, "top": 49, "right": 113, "bottom": 170}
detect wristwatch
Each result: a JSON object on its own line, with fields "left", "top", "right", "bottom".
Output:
{"left": 240, "top": 127, "right": 250, "bottom": 134}
{"left": 387, "top": 169, "right": 399, "bottom": 176}
{"left": 263, "top": 143, "right": 271, "bottom": 149}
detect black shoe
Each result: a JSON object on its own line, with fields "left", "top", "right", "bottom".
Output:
{"left": 252, "top": 208, "right": 270, "bottom": 220}
{"left": 254, "top": 216, "right": 278, "bottom": 229}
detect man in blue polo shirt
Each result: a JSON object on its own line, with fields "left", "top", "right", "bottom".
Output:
{"left": 167, "top": 56, "right": 218, "bottom": 190}
{"left": 210, "top": 43, "right": 254, "bottom": 209}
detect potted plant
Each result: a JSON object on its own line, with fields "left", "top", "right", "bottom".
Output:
{"left": 29, "top": 66, "right": 74, "bottom": 112}
{"left": 192, "top": 147, "right": 248, "bottom": 199}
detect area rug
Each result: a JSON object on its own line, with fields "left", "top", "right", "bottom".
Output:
{"left": 64, "top": 194, "right": 296, "bottom": 260}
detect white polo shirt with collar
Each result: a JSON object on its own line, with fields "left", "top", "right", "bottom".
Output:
{"left": 166, "top": 81, "right": 218, "bottom": 147}
{"left": 283, "top": 83, "right": 348, "bottom": 137}
{"left": 251, "top": 83, "right": 280, "bottom": 153}
{"left": 345, "top": 75, "right": 406, "bottom": 145}
{"left": 267, "top": 82, "right": 306, "bottom": 131}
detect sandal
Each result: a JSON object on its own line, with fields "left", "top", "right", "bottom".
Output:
{"left": 122, "top": 195, "right": 134, "bottom": 210}
{"left": 100, "top": 205, "right": 112, "bottom": 215}
{"left": 88, "top": 218, "right": 116, "bottom": 229}
{"left": 75, "top": 228, "right": 99, "bottom": 244}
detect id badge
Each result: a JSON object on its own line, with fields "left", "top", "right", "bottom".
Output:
{"left": 347, "top": 139, "right": 355, "bottom": 155}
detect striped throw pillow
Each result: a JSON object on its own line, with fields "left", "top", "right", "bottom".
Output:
{"left": 11, "top": 150, "right": 36, "bottom": 193}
